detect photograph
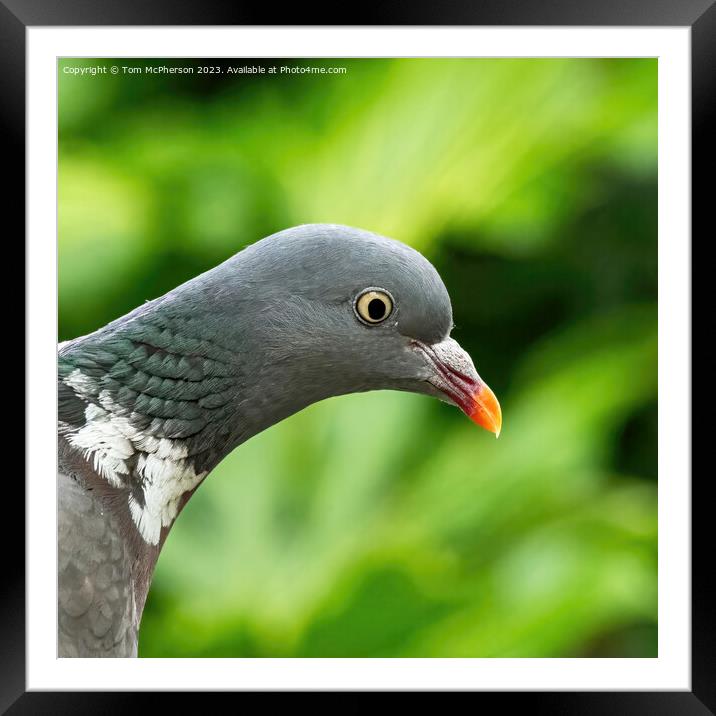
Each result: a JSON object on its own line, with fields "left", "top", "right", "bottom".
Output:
{"left": 57, "top": 56, "right": 659, "bottom": 660}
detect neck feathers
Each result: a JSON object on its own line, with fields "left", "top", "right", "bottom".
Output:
{"left": 58, "top": 310, "right": 242, "bottom": 545}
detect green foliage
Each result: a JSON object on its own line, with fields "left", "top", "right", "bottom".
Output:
{"left": 58, "top": 58, "right": 657, "bottom": 657}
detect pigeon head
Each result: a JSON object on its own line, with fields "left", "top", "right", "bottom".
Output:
{"left": 177, "top": 224, "right": 502, "bottom": 437}
{"left": 59, "top": 224, "right": 500, "bottom": 548}
{"left": 57, "top": 223, "right": 504, "bottom": 655}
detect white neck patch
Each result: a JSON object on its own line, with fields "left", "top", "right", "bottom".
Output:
{"left": 61, "top": 368, "right": 206, "bottom": 545}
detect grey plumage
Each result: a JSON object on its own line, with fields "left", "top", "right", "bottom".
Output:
{"left": 58, "top": 223, "right": 500, "bottom": 657}
{"left": 58, "top": 468, "right": 138, "bottom": 657}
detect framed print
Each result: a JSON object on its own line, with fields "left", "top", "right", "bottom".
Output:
{"left": 9, "top": 0, "right": 708, "bottom": 711}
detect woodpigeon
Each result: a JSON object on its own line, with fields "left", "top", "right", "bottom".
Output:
{"left": 57, "top": 224, "right": 501, "bottom": 657}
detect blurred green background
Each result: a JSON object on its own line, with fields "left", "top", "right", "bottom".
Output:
{"left": 58, "top": 58, "right": 658, "bottom": 658}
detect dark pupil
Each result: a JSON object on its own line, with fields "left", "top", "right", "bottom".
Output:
{"left": 367, "top": 298, "right": 386, "bottom": 320}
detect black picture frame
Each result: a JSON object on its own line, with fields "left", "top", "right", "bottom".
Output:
{"left": 7, "top": 0, "right": 707, "bottom": 711}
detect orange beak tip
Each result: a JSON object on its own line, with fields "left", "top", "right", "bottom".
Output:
{"left": 470, "top": 382, "right": 502, "bottom": 438}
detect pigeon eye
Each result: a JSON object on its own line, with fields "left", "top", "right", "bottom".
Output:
{"left": 355, "top": 289, "right": 393, "bottom": 325}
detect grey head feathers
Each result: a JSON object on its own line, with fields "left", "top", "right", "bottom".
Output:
{"left": 59, "top": 224, "right": 456, "bottom": 543}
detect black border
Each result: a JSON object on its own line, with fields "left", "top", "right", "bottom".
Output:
{"left": 8, "top": 1, "right": 708, "bottom": 711}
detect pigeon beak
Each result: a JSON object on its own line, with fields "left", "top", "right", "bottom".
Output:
{"left": 413, "top": 338, "right": 502, "bottom": 437}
